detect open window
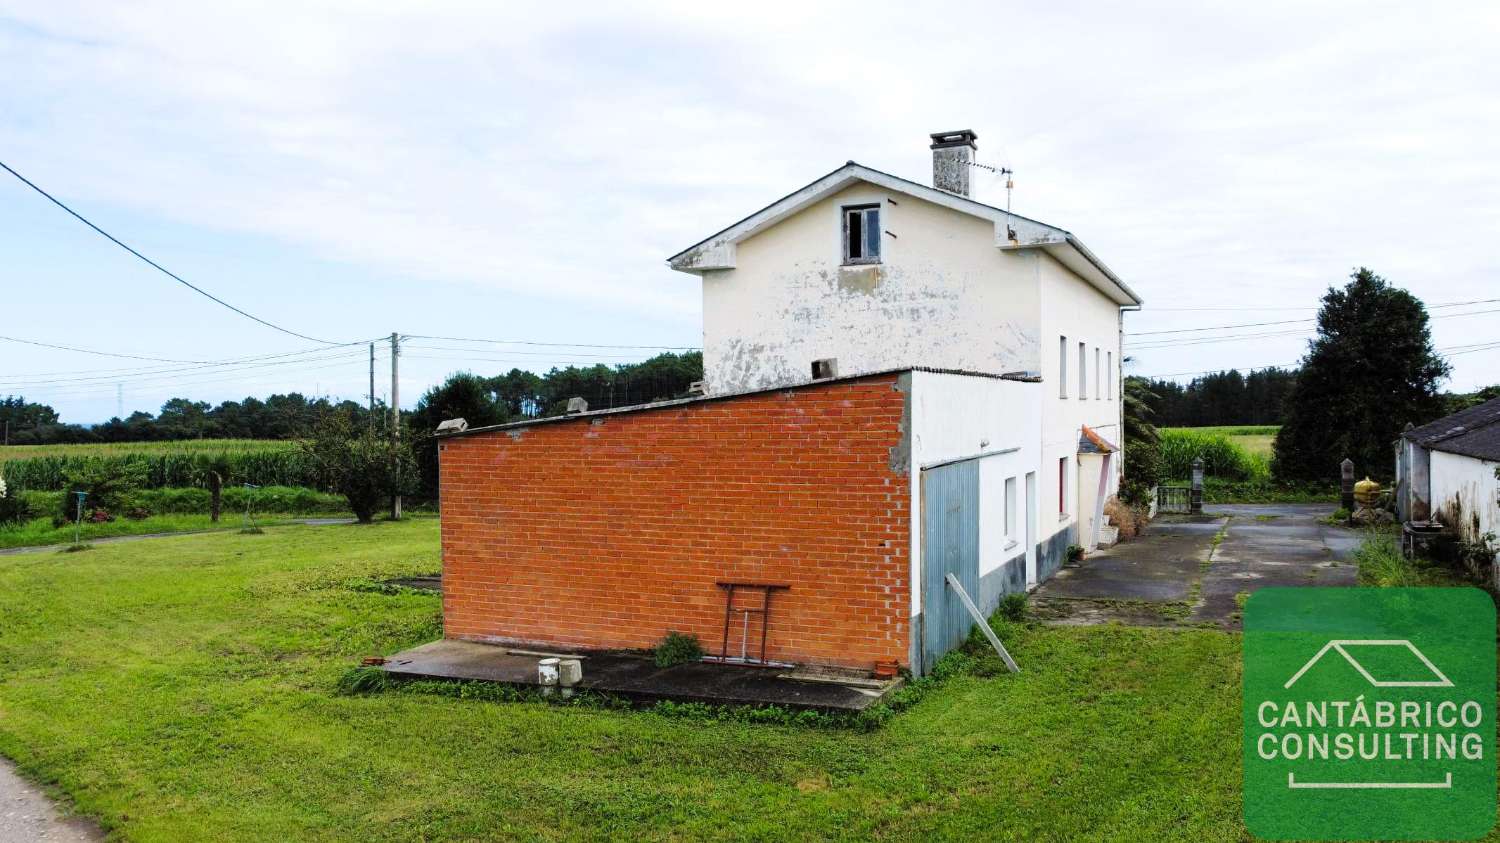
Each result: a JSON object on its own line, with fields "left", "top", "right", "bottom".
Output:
{"left": 842, "top": 204, "right": 881, "bottom": 264}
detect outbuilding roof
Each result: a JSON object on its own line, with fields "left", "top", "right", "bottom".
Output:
{"left": 438, "top": 366, "right": 1040, "bottom": 440}
{"left": 1402, "top": 396, "right": 1500, "bottom": 461}
{"left": 665, "top": 161, "right": 1143, "bottom": 307}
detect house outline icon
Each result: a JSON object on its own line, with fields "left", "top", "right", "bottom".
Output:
{"left": 1283, "top": 639, "right": 1453, "bottom": 689}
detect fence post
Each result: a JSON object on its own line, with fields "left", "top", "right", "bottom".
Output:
{"left": 1190, "top": 458, "right": 1204, "bottom": 514}
{"left": 1340, "top": 458, "right": 1355, "bottom": 512}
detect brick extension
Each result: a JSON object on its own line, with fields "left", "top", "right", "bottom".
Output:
{"left": 438, "top": 374, "right": 912, "bottom": 670}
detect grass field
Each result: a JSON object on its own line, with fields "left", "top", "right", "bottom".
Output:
{"left": 0, "top": 519, "right": 1252, "bottom": 841}
{"left": 0, "top": 438, "right": 295, "bottom": 462}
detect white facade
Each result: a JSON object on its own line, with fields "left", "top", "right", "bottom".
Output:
{"left": 906, "top": 370, "right": 1042, "bottom": 611}
{"left": 1429, "top": 451, "right": 1500, "bottom": 544}
{"left": 670, "top": 150, "right": 1142, "bottom": 607}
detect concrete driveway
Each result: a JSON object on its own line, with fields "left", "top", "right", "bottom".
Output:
{"left": 1031, "top": 503, "right": 1358, "bottom": 628}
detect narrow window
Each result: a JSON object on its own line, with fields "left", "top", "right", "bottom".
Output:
{"left": 1004, "top": 476, "right": 1017, "bottom": 543}
{"left": 1058, "top": 336, "right": 1068, "bottom": 398}
{"left": 842, "top": 204, "right": 881, "bottom": 264}
{"left": 1082, "top": 342, "right": 1090, "bottom": 399}
{"left": 1058, "top": 457, "right": 1068, "bottom": 515}
{"left": 1094, "top": 347, "right": 1101, "bottom": 399}
{"left": 1107, "top": 351, "right": 1113, "bottom": 399}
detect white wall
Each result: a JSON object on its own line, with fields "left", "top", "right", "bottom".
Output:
{"left": 1038, "top": 251, "right": 1125, "bottom": 550}
{"left": 906, "top": 370, "right": 1042, "bottom": 617}
{"left": 1430, "top": 450, "right": 1500, "bottom": 543}
{"left": 701, "top": 184, "right": 1041, "bottom": 393}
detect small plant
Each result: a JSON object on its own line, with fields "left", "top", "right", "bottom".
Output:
{"left": 1065, "top": 544, "right": 1085, "bottom": 564}
{"left": 654, "top": 631, "right": 705, "bottom": 667}
{"left": 60, "top": 543, "right": 93, "bottom": 554}
{"left": 999, "top": 592, "right": 1027, "bottom": 622}
{"left": 335, "top": 666, "right": 391, "bottom": 695}
{"left": 239, "top": 525, "right": 265, "bottom": 535}
{"left": 1354, "top": 533, "right": 1422, "bottom": 587}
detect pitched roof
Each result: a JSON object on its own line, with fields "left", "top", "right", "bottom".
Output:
{"left": 665, "top": 161, "right": 1142, "bottom": 307}
{"left": 1078, "top": 425, "right": 1119, "bottom": 455}
{"left": 1403, "top": 396, "right": 1500, "bottom": 461}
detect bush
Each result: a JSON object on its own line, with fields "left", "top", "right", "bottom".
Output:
{"left": 1066, "top": 544, "right": 1084, "bottom": 564}
{"left": 654, "top": 631, "right": 705, "bottom": 667}
{"left": 0, "top": 487, "right": 29, "bottom": 526}
{"left": 998, "top": 592, "right": 1027, "bottom": 622}
{"left": 1120, "top": 440, "right": 1160, "bottom": 506}
{"left": 57, "top": 460, "right": 147, "bottom": 523}
{"left": 1355, "top": 533, "right": 1423, "bottom": 587}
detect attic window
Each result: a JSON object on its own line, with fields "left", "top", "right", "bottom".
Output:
{"left": 842, "top": 204, "right": 881, "bottom": 265}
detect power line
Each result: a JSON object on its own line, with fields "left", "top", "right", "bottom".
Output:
{"left": 1128, "top": 302, "right": 1500, "bottom": 337}
{"left": 403, "top": 334, "right": 699, "bottom": 351}
{"left": 0, "top": 158, "right": 340, "bottom": 345}
{"left": 0, "top": 336, "right": 384, "bottom": 380}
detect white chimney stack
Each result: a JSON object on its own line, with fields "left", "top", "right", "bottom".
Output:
{"left": 929, "top": 129, "right": 978, "bottom": 196}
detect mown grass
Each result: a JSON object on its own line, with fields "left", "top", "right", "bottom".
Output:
{"left": 0, "top": 438, "right": 295, "bottom": 462}
{"left": 0, "top": 519, "right": 1251, "bottom": 841}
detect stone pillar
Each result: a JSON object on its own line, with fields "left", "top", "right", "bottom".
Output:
{"left": 1190, "top": 458, "right": 1204, "bottom": 513}
{"left": 1340, "top": 458, "right": 1355, "bottom": 512}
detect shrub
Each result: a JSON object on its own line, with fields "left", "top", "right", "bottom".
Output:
{"left": 58, "top": 460, "right": 147, "bottom": 523}
{"left": 654, "top": 631, "right": 705, "bottom": 667}
{"left": 1066, "top": 544, "right": 1084, "bottom": 564}
{"left": 998, "top": 592, "right": 1027, "bottom": 622}
{"left": 1355, "top": 533, "right": 1423, "bottom": 587}
{"left": 0, "top": 480, "right": 29, "bottom": 527}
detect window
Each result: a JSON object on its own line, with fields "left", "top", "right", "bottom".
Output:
{"left": 1078, "top": 342, "right": 1088, "bottom": 400}
{"left": 1094, "top": 347, "right": 1101, "bottom": 399}
{"left": 842, "top": 204, "right": 881, "bottom": 264}
{"left": 1058, "top": 457, "right": 1069, "bottom": 516}
{"left": 1107, "top": 351, "right": 1113, "bottom": 399}
{"left": 1058, "top": 336, "right": 1068, "bottom": 398}
{"left": 1004, "top": 476, "right": 1018, "bottom": 545}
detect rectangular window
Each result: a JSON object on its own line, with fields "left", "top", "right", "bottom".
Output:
{"left": 842, "top": 205, "right": 881, "bottom": 264}
{"left": 1058, "top": 457, "right": 1068, "bottom": 516}
{"left": 1107, "top": 351, "right": 1113, "bottom": 399}
{"left": 1004, "top": 476, "right": 1017, "bottom": 544}
{"left": 1058, "top": 336, "right": 1068, "bottom": 398}
{"left": 1095, "top": 347, "right": 1101, "bottom": 399}
{"left": 1079, "top": 342, "right": 1088, "bottom": 400}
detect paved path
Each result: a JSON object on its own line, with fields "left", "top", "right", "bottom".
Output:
{"left": 1032, "top": 503, "right": 1358, "bottom": 628}
{"left": 0, "top": 759, "right": 101, "bottom": 842}
{"left": 0, "top": 518, "right": 356, "bottom": 557}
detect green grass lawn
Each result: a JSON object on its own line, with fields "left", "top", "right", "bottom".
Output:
{"left": 0, "top": 519, "right": 1253, "bottom": 841}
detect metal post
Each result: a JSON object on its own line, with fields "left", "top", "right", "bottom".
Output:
{"left": 390, "top": 332, "right": 402, "bottom": 521}
{"left": 72, "top": 491, "right": 86, "bottom": 545}
{"left": 1340, "top": 458, "right": 1355, "bottom": 512}
{"left": 242, "top": 483, "right": 259, "bottom": 532}
{"left": 1190, "top": 458, "right": 1204, "bottom": 513}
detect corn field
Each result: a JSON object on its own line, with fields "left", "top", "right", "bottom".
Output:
{"left": 1157, "top": 428, "right": 1270, "bottom": 482}
{"left": 0, "top": 441, "right": 325, "bottom": 492}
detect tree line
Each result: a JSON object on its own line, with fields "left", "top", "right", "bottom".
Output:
{"left": 1136, "top": 368, "right": 1298, "bottom": 428}
{"left": 0, "top": 351, "right": 705, "bottom": 447}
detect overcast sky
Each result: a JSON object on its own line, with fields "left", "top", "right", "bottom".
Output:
{"left": 2, "top": 1, "right": 1497, "bottom": 423}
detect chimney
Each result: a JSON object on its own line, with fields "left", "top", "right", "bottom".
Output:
{"left": 929, "top": 129, "right": 978, "bottom": 196}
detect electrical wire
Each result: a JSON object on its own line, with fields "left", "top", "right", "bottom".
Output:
{"left": 0, "top": 159, "right": 341, "bottom": 345}
{"left": 0, "top": 338, "right": 386, "bottom": 384}
{"left": 403, "top": 334, "right": 699, "bottom": 351}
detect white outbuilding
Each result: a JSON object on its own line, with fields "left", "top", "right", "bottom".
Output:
{"left": 1395, "top": 396, "right": 1500, "bottom": 546}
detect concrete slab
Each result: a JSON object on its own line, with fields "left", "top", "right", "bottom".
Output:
{"left": 1031, "top": 504, "right": 1360, "bottom": 629}
{"left": 380, "top": 640, "right": 897, "bottom": 712}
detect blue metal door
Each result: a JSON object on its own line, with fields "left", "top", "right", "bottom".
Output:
{"left": 920, "top": 459, "right": 980, "bottom": 674}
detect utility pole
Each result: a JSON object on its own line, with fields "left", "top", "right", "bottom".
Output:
{"left": 390, "top": 332, "right": 402, "bottom": 521}
{"left": 368, "top": 342, "right": 376, "bottom": 428}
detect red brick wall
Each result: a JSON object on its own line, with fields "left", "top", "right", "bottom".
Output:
{"left": 438, "top": 374, "right": 911, "bottom": 670}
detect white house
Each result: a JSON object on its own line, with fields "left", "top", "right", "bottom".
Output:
{"left": 669, "top": 129, "right": 1144, "bottom": 595}
{"left": 1395, "top": 396, "right": 1500, "bottom": 545}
